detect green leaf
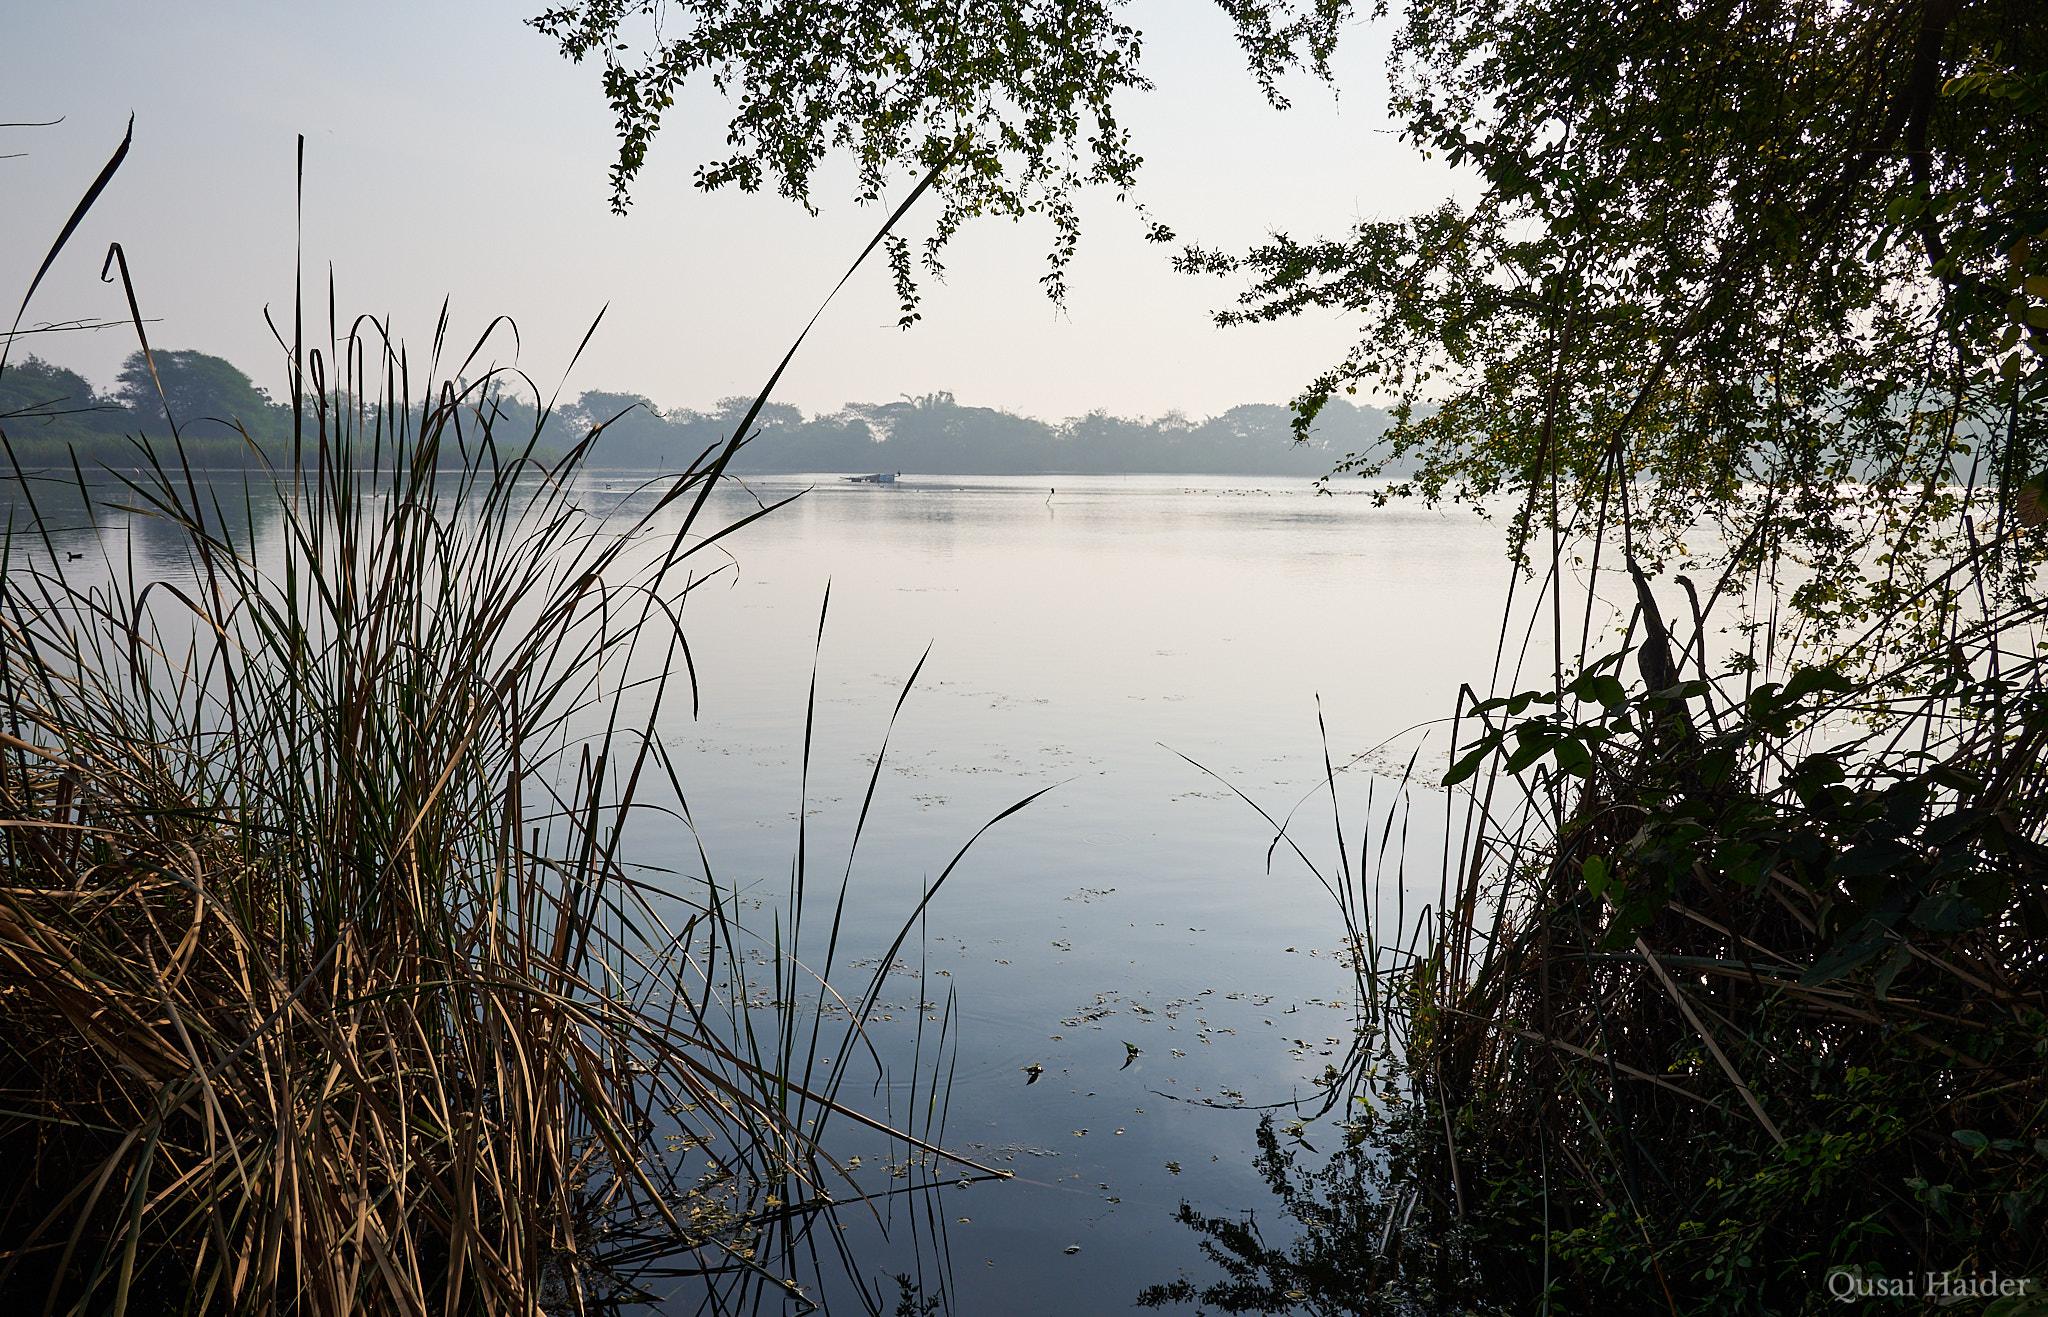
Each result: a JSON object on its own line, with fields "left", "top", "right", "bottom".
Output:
{"left": 1909, "top": 889, "right": 1982, "bottom": 934}
{"left": 1781, "top": 666, "right": 1853, "bottom": 702}
{"left": 1551, "top": 737, "right": 1593, "bottom": 777}
{"left": 1873, "top": 943, "right": 1913, "bottom": 999}
{"left": 1504, "top": 733, "right": 1556, "bottom": 774}
{"left": 1800, "top": 919, "right": 1891, "bottom": 985}
{"left": 1442, "top": 736, "right": 1498, "bottom": 787}
{"left": 1829, "top": 839, "right": 1916, "bottom": 878}
{"left": 1582, "top": 854, "right": 1610, "bottom": 898}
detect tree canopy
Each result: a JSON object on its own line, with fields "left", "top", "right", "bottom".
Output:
{"left": 530, "top": 0, "right": 1350, "bottom": 316}
{"left": 115, "top": 349, "right": 288, "bottom": 445}
{"left": 0, "top": 357, "right": 124, "bottom": 439}
{"left": 0, "top": 350, "right": 291, "bottom": 466}
{"left": 1189, "top": 0, "right": 2047, "bottom": 658}
{"left": 3, "top": 347, "right": 1382, "bottom": 475}
{"left": 541, "top": 0, "right": 2047, "bottom": 660}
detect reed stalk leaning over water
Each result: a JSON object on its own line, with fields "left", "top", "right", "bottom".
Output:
{"left": 0, "top": 145, "right": 1002, "bottom": 1316}
{"left": 0, "top": 321, "right": 808, "bottom": 1312}
{"left": 1406, "top": 541, "right": 2048, "bottom": 1310}
{"left": 1141, "top": 519, "right": 2047, "bottom": 1316}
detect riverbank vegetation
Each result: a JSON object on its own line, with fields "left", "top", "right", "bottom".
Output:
{"left": 544, "top": 0, "right": 2045, "bottom": 1306}
{"left": 0, "top": 145, "right": 1027, "bottom": 1304}
{"left": 0, "top": 331, "right": 855, "bottom": 1311}
{"left": 1137, "top": 0, "right": 2048, "bottom": 1309}
{"left": 1143, "top": 602, "right": 2048, "bottom": 1311}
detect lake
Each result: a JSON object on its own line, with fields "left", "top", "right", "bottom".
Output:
{"left": 595, "top": 472, "right": 1522, "bottom": 1314}
{"left": 19, "top": 465, "right": 1534, "bottom": 1313}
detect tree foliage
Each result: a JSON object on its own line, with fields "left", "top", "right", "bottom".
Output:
{"left": 1187, "top": 0, "right": 2048, "bottom": 656}
{"left": 533, "top": 0, "right": 2048, "bottom": 649}
{"left": 114, "top": 349, "right": 288, "bottom": 445}
{"left": 0, "top": 350, "right": 290, "bottom": 466}
{"left": 530, "top": 0, "right": 1351, "bottom": 317}
{"left": 0, "top": 356, "right": 125, "bottom": 438}
{"left": 553, "top": 383, "right": 1390, "bottom": 473}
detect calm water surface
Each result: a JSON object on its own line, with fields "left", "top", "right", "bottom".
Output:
{"left": 28, "top": 468, "right": 1525, "bottom": 1313}
{"left": 609, "top": 473, "right": 1517, "bottom": 1314}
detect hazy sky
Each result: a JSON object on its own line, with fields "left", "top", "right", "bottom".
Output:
{"left": 2, "top": 1, "right": 1463, "bottom": 420}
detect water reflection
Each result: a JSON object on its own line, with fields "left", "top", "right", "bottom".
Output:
{"left": 18, "top": 468, "right": 1529, "bottom": 1314}
{"left": 1132, "top": 1104, "right": 1494, "bottom": 1317}
{"left": 0, "top": 465, "right": 282, "bottom": 585}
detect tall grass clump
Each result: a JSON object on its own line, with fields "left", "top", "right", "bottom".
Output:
{"left": 1404, "top": 555, "right": 2048, "bottom": 1311}
{"left": 1144, "top": 520, "right": 2048, "bottom": 1314}
{"left": 0, "top": 297, "right": 887, "bottom": 1313}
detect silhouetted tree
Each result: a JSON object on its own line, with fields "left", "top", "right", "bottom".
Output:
{"left": 114, "top": 349, "right": 286, "bottom": 445}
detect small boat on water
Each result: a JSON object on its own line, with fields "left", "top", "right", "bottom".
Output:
{"left": 843, "top": 471, "right": 899, "bottom": 484}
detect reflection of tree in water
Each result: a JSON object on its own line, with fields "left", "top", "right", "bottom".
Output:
{"left": 1136, "top": 1111, "right": 1506, "bottom": 1317}
{"left": 891, "top": 1273, "right": 943, "bottom": 1316}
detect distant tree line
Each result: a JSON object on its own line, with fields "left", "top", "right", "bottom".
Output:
{"left": 554, "top": 389, "right": 1397, "bottom": 475}
{"left": 0, "top": 351, "right": 1398, "bottom": 476}
{"left": 0, "top": 351, "right": 290, "bottom": 468}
